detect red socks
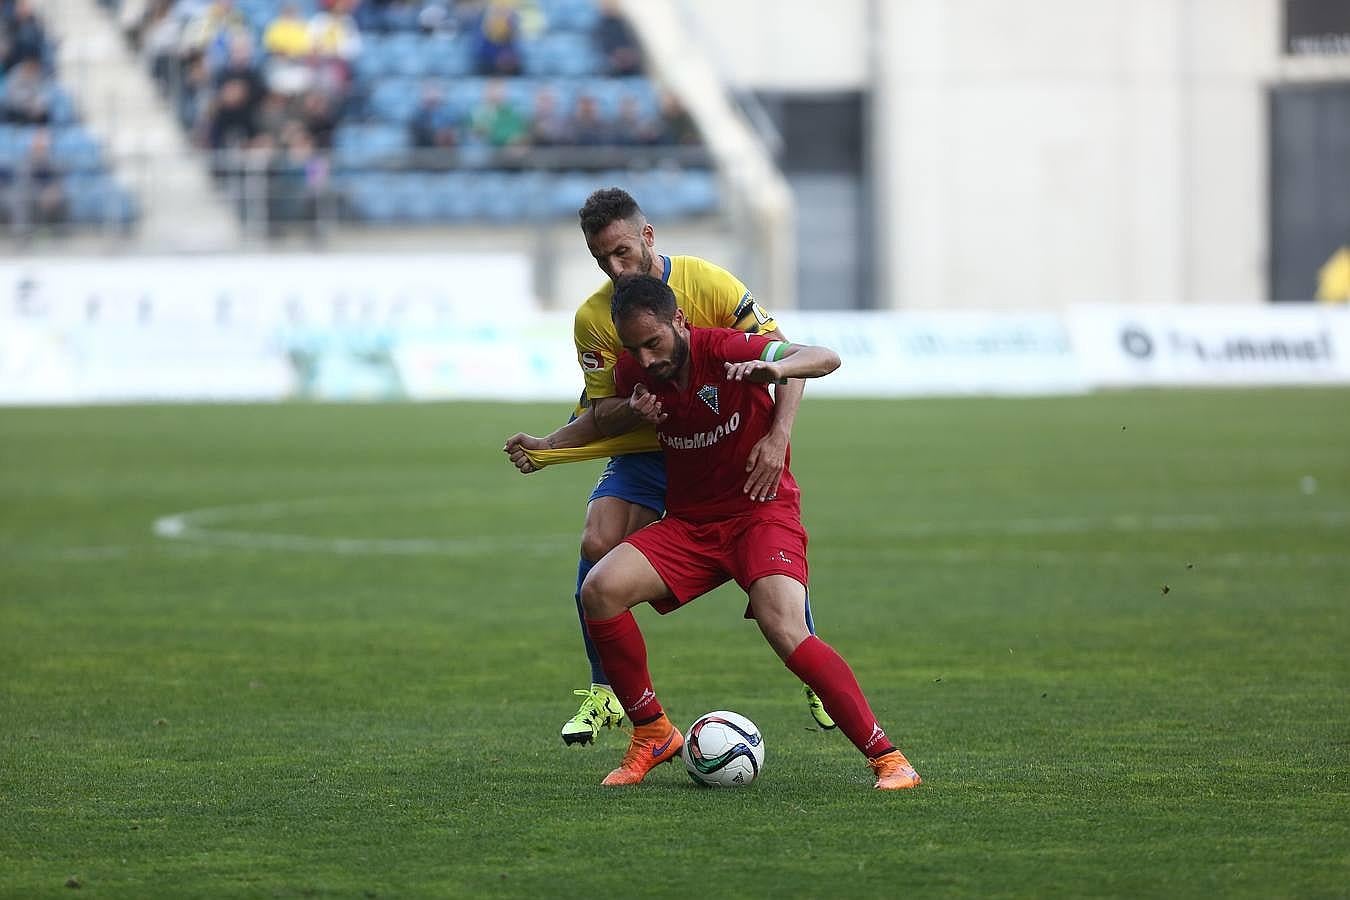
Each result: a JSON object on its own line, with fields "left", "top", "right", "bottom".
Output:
{"left": 786, "top": 636, "right": 895, "bottom": 758}
{"left": 585, "top": 611, "right": 663, "bottom": 723}
{"left": 587, "top": 617, "right": 893, "bottom": 754}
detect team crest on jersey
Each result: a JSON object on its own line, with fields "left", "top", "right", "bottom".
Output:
{"left": 696, "top": 384, "right": 720, "bottom": 414}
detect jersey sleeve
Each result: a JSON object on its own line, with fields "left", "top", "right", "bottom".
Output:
{"left": 682, "top": 258, "right": 779, "bottom": 335}
{"left": 728, "top": 288, "right": 779, "bottom": 335}
{"left": 573, "top": 305, "right": 620, "bottom": 400}
{"left": 717, "top": 329, "right": 792, "bottom": 365}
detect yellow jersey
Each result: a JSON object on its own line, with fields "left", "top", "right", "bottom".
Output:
{"left": 526, "top": 254, "right": 778, "bottom": 467}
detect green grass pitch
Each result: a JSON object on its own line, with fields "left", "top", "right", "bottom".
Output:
{"left": 2, "top": 390, "right": 1347, "bottom": 897}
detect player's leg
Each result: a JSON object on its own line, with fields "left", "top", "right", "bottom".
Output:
{"left": 801, "top": 591, "right": 835, "bottom": 729}
{"left": 580, "top": 542, "right": 684, "bottom": 785}
{"left": 747, "top": 575, "right": 921, "bottom": 790}
{"left": 561, "top": 453, "right": 664, "bottom": 746}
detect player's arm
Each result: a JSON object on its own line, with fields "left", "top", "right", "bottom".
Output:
{"left": 707, "top": 275, "right": 810, "bottom": 501}
{"left": 724, "top": 340, "right": 841, "bottom": 383}
{"left": 503, "top": 313, "right": 650, "bottom": 473}
{"left": 740, "top": 326, "right": 804, "bottom": 502}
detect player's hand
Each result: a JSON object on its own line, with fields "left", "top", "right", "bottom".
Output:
{"left": 743, "top": 429, "right": 786, "bottom": 501}
{"left": 629, "top": 384, "right": 667, "bottom": 425}
{"left": 724, "top": 360, "right": 781, "bottom": 383}
{"left": 503, "top": 432, "right": 549, "bottom": 474}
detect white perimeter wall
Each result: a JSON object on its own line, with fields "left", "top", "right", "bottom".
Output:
{"left": 684, "top": 0, "right": 1296, "bottom": 309}
{"left": 678, "top": 0, "right": 871, "bottom": 91}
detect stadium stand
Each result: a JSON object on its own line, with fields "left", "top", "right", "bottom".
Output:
{"left": 105, "top": 0, "right": 717, "bottom": 233}
{"left": 1, "top": 0, "right": 138, "bottom": 236}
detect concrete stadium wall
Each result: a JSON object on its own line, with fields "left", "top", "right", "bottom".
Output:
{"left": 873, "top": 0, "right": 1280, "bottom": 310}
{"left": 689, "top": 0, "right": 1303, "bottom": 310}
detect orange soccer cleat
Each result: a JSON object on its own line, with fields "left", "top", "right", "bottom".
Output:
{"left": 601, "top": 715, "right": 684, "bottom": 786}
{"left": 869, "top": 750, "right": 922, "bottom": 790}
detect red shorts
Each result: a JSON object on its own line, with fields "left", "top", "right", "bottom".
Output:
{"left": 623, "top": 507, "right": 810, "bottom": 615}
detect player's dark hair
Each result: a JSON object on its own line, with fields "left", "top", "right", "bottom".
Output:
{"left": 578, "top": 187, "right": 644, "bottom": 237}
{"left": 611, "top": 274, "right": 676, "bottom": 324}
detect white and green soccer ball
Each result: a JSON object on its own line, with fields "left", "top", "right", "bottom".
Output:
{"left": 682, "top": 710, "right": 764, "bottom": 787}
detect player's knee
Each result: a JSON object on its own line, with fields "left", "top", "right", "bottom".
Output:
{"left": 580, "top": 526, "right": 623, "bottom": 563}
{"left": 580, "top": 568, "right": 619, "bottom": 619}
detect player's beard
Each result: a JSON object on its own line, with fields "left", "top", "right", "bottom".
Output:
{"left": 647, "top": 328, "right": 688, "bottom": 383}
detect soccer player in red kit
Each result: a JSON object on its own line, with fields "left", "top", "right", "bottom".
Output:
{"left": 580, "top": 274, "right": 921, "bottom": 790}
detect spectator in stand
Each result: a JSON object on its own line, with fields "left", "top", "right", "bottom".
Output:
{"left": 206, "top": 32, "right": 265, "bottom": 150}
{"left": 254, "top": 89, "right": 291, "bottom": 144}
{"left": 1, "top": 57, "right": 52, "bottom": 124}
{"left": 469, "top": 78, "right": 528, "bottom": 160}
{"left": 297, "top": 89, "right": 338, "bottom": 150}
{"left": 594, "top": 0, "right": 641, "bottom": 77}
{"left": 180, "top": 0, "right": 248, "bottom": 74}
{"left": 13, "top": 127, "right": 66, "bottom": 232}
{"left": 117, "top": 0, "right": 152, "bottom": 51}
{"left": 529, "top": 86, "right": 574, "bottom": 148}
{"left": 416, "top": 1, "right": 455, "bottom": 36}
{"left": 613, "top": 94, "right": 661, "bottom": 146}
{"left": 263, "top": 2, "right": 315, "bottom": 96}
{"left": 473, "top": 0, "right": 522, "bottom": 76}
{"left": 3, "top": 0, "right": 50, "bottom": 72}
{"left": 177, "top": 49, "right": 212, "bottom": 130}
{"left": 570, "top": 92, "right": 611, "bottom": 147}
{"left": 656, "top": 89, "right": 699, "bottom": 145}
{"left": 268, "top": 121, "right": 331, "bottom": 235}
{"left": 309, "top": 0, "right": 363, "bottom": 97}
{"left": 409, "top": 82, "right": 458, "bottom": 152}
{"left": 141, "top": 0, "right": 184, "bottom": 90}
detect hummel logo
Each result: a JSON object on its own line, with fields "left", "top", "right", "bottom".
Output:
{"left": 865, "top": 722, "right": 887, "bottom": 751}
{"left": 696, "top": 384, "right": 719, "bottom": 414}
{"left": 631, "top": 687, "right": 656, "bottom": 711}
{"left": 769, "top": 550, "right": 793, "bottom": 565}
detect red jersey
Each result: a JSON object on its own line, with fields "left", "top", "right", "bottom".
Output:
{"left": 613, "top": 326, "right": 800, "bottom": 523}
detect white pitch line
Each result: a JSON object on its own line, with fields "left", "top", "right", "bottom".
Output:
{"left": 152, "top": 497, "right": 577, "bottom": 557}
{"left": 866, "top": 509, "right": 1350, "bottom": 539}
{"left": 822, "top": 545, "right": 1350, "bottom": 568}
{"left": 0, "top": 542, "right": 216, "bottom": 562}
{"left": 150, "top": 496, "right": 1350, "bottom": 560}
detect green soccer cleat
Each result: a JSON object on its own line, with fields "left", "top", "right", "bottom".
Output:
{"left": 561, "top": 683, "right": 625, "bottom": 746}
{"left": 805, "top": 685, "right": 836, "bottom": 730}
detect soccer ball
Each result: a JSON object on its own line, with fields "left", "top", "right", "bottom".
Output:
{"left": 682, "top": 711, "right": 765, "bottom": 787}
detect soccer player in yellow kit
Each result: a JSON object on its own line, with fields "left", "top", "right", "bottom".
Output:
{"left": 504, "top": 188, "right": 835, "bottom": 745}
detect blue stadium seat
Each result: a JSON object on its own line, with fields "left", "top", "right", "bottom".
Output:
{"left": 47, "top": 87, "right": 78, "bottom": 126}
{"left": 65, "top": 174, "right": 137, "bottom": 225}
{"left": 368, "top": 78, "right": 421, "bottom": 124}
{"left": 332, "top": 123, "right": 410, "bottom": 169}
{"left": 444, "top": 78, "right": 487, "bottom": 121}
{"left": 475, "top": 172, "right": 544, "bottom": 222}
{"left": 0, "top": 125, "right": 20, "bottom": 167}
{"left": 408, "top": 174, "right": 450, "bottom": 221}
{"left": 676, "top": 170, "right": 719, "bottom": 215}
{"left": 549, "top": 172, "right": 594, "bottom": 218}
{"left": 354, "top": 35, "right": 402, "bottom": 81}
{"left": 382, "top": 2, "right": 421, "bottom": 33}
{"left": 387, "top": 33, "right": 430, "bottom": 78}
{"left": 421, "top": 36, "right": 474, "bottom": 78}
{"left": 542, "top": 0, "right": 601, "bottom": 33}
{"left": 434, "top": 172, "right": 481, "bottom": 221}
{"left": 550, "top": 34, "right": 601, "bottom": 77}
{"left": 344, "top": 172, "right": 401, "bottom": 222}
{"left": 51, "top": 126, "right": 104, "bottom": 173}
